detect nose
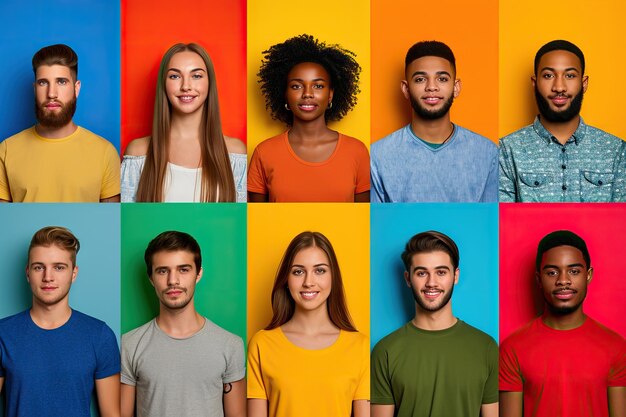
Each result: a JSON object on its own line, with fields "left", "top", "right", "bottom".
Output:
{"left": 555, "top": 271, "right": 571, "bottom": 286}
{"left": 42, "top": 268, "right": 53, "bottom": 282}
{"left": 302, "top": 84, "right": 313, "bottom": 98}
{"left": 181, "top": 76, "right": 191, "bottom": 92}
{"left": 47, "top": 83, "right": 58, "bottom": 99}
{"left": 167, "top": 271, "right": 180, "bottom": 286}
{"left": 552, "top": 75, "right": 566, "bottom": 93}
{"left": 424, "top": 273, "right": 437, "bottom": 287}
{"left": 425, "top": 77, "right": 439, "bottom": 92}
{"left": 302, "top": 272, "right": 315, "bottom": 288}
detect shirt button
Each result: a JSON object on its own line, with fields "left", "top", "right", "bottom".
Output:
{"left": 562, "top": 148, "right": 566, "bottom": 153}
{"left": 562, "top": 185, "right": 567, "bottom": 191}
{"left": 561, "top": 165, "right": 566, "bottom": 169}
{"left": 598, "top": 180, "right": 603, "bottom": 185}
{"left": 534, "top": 181, "right": 539, "bottom": 186}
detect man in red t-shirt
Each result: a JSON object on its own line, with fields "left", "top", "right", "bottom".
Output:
{"left": 499, "top": 230, "right": 626, "bottom": 417}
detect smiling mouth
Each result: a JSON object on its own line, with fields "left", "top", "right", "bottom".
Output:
{"left": 422, "top": 289, "right": 443, "bottom": 299}
{"left": 177, "top": 95, "right": 197, "bottom": 103}
{"left": 300, "top": 291, "right": 319, "bottom": 300}
{"left": 298, "top": 103, "right": 318, "bottom": 111}
{"left": 550, "top": 95, "right": 570, "bottom": 106}
{"left": 422, "top": 97, "right": 442, "bottom": 105}
{"left": 553, "top": 289, "right": 576, "bottom": 300}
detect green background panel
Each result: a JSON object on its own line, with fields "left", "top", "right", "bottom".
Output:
{"left": 121, "top": 203, "right": 247, "bottom": 344}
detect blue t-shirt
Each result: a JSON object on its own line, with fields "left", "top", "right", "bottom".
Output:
{"left": 0, "top": 309, "right": 120, "bottom": 417}
{"left": 371, "top": 124, "right": 498, "bottom": 202}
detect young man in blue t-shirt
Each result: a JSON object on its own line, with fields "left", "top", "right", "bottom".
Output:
{"left": 0, "top": 226, "right": 120, "bottom": 417}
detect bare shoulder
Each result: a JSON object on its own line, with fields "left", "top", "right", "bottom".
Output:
{"left": 124, "top": 136, "right": 150, "bottom": 156}
{"left": 224, "top": 135, "right": 246, "bottom": 155}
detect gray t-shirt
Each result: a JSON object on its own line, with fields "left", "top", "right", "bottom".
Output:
{"left": 121, "top": 318, "right": 245, "bottom": 417}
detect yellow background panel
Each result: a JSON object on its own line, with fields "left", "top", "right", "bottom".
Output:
{"left": 247, "top": 0, "right": 371, "bottom": 158}
{"left": 247, "top": 203, "right": 370, "bottom": 340}
{"left": 371, "top": 0, "right": 498, "bottom": 143}
{"left": 499, "top": 0, "right": 626, "bottom": 139}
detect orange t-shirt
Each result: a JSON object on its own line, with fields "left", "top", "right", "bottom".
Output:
{"left": 248, "top": 131, "right": 370, "bottom": 202}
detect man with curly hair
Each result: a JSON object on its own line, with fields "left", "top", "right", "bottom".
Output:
{"left": 371, "top": 41, "right": 498, "bottom": 202}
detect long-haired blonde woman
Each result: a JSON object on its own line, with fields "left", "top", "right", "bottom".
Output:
{"left": 121, "top": 43, "right": 246, "bottom": 202}
{"left": 247, "top": 231, "right": 369, "bottom": 417}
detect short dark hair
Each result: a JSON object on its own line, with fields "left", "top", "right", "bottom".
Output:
{"left": 401, "top": 230, "right": 460, "bottom": 272}
{"left": 29, "top": 226, "right": 80, "bottom": 267}
{"left": 144, "top": 231, "right": 202, "bottom": 276}
{"left": 32, "top": 44, "right": 78, "bottom": 80}
{"left": 535, "top": 230, "right": 590, "bottom": 272}
{"left": 534, "top": 40, "right": 585, "bottom": 75}
{"left": 405, "top": 41, "right": 456, "bottom": 73}
{"left": 257, "top": 34, "right": 361, "bottom": 125}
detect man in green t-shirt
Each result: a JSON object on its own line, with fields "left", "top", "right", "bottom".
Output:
{"left": 371, "top": 230, "right": 498, "bottom": 417}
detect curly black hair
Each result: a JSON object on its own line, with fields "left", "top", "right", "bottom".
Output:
{"left": 258, "top": 34, "right": 361, "bottom": 125}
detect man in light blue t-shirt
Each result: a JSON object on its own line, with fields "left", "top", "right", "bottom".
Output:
{"left": 371, "top": 41, "right": 498, "bottom": 203}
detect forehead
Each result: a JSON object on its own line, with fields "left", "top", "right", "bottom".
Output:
{"left": 29, "top": 244, "right": 73, "bottom": 262}
{"left": 292, "top": 246, "right": 330, "bottom": 264}
{"left": 35, "top": 64, "right": 73, "bottom": 80}
{"left": 152, "top": 249, "right": 196, "bottom": 268}
{"left": 167, "top": 50, "right": 207, "bottom": 70}
{"left": 540, "top": 245, "right": 586, "bottom": 266}
{"left": 406, "top": 56, "right": 454, "bottom": 76}
{"left": 410, "top": 250, "right": 453, "bottom": 269}
{"left": 287, "top": 62, "right": 330, "bottom": 80}
{"left": 537, "top": 50, "right": 582, "bottom": 72}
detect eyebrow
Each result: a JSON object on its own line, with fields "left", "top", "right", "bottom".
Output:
{"left": 154, "top": 263, "right": 193, "bottom": 269}
{"left": 413, "top": 265, "right": 451, "bottom": 271}
{"left": 167, "top": 68, "right": 206, "bottom": 73}
{"left": 291, "top": 263, "right": 330, "bottom": 268}
{"left": 540, "top": 67, "right": 580, "bottom": 73}
{"left": 30, "top": 261, "right": 69, "bottom": 266}
{"left": 542, "top": 263, "right": 585, "bottom": 270}
{"left": 411, "top": 70, "right": 452, "bottom": 78}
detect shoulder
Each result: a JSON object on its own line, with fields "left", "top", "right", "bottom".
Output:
{"left": 583, "top": 124, "right": 625, "bottom": 145}
{"left": 70, "top": 309, "right": 109, "bottom": 328}
{"left": 342, "top": 330, "right": 369, "bottom": 345}
{"left": 338, "top": 133, "right": 370, "bottom": 157}
{"left": 454, "top": 126, "right": 497, "bottom": 150}
{"left": 225, "top": 135, "right": 246, "bottom": 155}
{"left": 0, "top": 310, "right": 29, "bottom": 330}
{"left": 124, "top": 136, "right": 150, "bottom": 156}
{"left": 372, "top": 126, "right": 408, "bottom": 152}
{"left": 586, "top": 317, "right": 626, "bottom": 344}
{"left": 2, "top": 127, "right": 35, "bottom": 144}
{"left": 500, "top": 318, "right": 539, "bottom": 348}
{"left": 456, "top": 320, "right": 497, "bottom": 346}
{"left": 372, "top": 323, "right": 410, "bottom": 354}
{"left": 76, "top": 127, "right": 116, "bottom": 148}
{"left": 249, "top": 328, "right": 279, "bottom": 346}
{"left": 499, "top": 124, "right": 535, "bottom": 146}
{"left": 122, "top": 320, "right": 155, "bottom": 346}
{"left": 255, "top": 132, "right": 287, "bottom": 151}
{"left": 202, "top": 318, "right": 243, "bottom": 345}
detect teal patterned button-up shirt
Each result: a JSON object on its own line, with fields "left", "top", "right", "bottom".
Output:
{"left": 499, "top": 117, "right": 626, "bottom": 202}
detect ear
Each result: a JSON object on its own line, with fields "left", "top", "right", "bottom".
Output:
{"left": 582, "top": 75, "right": 589, "bottom": 93}
{"left": 403, "top": 270, "right": 411, "bottom": 288}
{"left": 535, "top": 271, "right": 542, "bottom": 288}
{"left": 71, "top": 265, "right": 78, "bottom": 283}
{"left": 531, "top": 75, "right": 537, "bottom": 89}
{"left": 25, "top": 266, "right": 30, "bottom": 283}
{"left": 400, "top": 80, "right": 410, "bottom": 100}
{"left": 453, "top": 79, "right": 461, "bottom": 98}
{"left": 586, "top": 267, "right": 593, "bottom": 284}
{"left": 74, "top": 80, "right": 81, "bottom": 98}
{"left": 196, "top": 267, "right": 203, "bottom": 284}
{"left": 328, "top": 88, "right": 334, "bottom": 106}
{"left": 148, "top": 275, "right": 155, "bottom": 288}
{"left": 453, "top": 268, "right": 460, "bottom": 285}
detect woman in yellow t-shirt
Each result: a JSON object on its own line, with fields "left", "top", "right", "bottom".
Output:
{"left": 247, "top": 231, "right": 370, "bottom": 417}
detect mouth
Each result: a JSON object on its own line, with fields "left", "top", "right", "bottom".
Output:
{"left": 550, "top": 94, "right": 570, "bottom": 106}
{"left": 297, "top": 103, "right": 318, "bottom": 112}
{"left": 177, "top": 95, "right": 197, "bottom": 104}
{"left": 422, "top": 96, "right": 443, "bottom": 106}
{"left": 41, "top": 286, "right": 57, "bottom": 292}
{"left": 300, "top": 291, "right": 319, "bottom": 300}
{"left": 44, "top": 101, "right": 62, "bottom": 110}
{"left": 422, "top": 289, "right": 443, "bottom": 299}
{"left": 553, "top": 288, "right": 576, "bottom": 300}
{"left": 165, "top": 288, "right": 186, "bottom": 297}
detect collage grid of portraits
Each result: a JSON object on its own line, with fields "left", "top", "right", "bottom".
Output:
{"left": 1, "top": 0, "right": 626, "bottom": 416}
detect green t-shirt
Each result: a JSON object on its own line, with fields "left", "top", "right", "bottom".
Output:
{"left": 371, "top": 320, "right": 498, "bottom": 417}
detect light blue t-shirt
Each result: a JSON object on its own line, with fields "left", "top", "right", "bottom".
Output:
{"left": 371, "top": 124, "right": 498, "bottom": 202}
{"left": 0, "top": 309, "right": 120, "bottom": 417}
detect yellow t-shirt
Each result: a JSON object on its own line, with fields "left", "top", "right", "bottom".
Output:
{"left": 0, "top": 126, "right": 120, "bottom": 202}
{"left": 247, "top": 328, "right": 370, "bottom": 417}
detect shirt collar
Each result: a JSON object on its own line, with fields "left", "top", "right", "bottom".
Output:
{"left": 533, "top": 116, "right": 587, "bottom": 145}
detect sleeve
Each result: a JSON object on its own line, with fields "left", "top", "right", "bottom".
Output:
{"left": 120, "top": 156, "right": 144, "bottom": 202}
{"left": 498, "top": 139, "right": 518, "bottom": 202}
{"left": 229, "top": 153, "right": 248, "bottom": 203}
{"left": 246, "top": 332, "right": 268, "bottom": 399}
{"left": 608, "top": 338, "right": 626, "bottom": 387}
{"left": 370, "top": 144, "right": 386, "bottom": 203}
{"left": 611, "top": 142, "right": 626, "bottom": 202}
{"left": 120, "top": 333, "right": 136, "bottom": 386}
{"left": 0, "top": 331, "right": 5, "bottom": 377}
{"left": 499, "top": 337, "right": 523, "bottom": 392}
{"left": 100, "top": 142, "right": 121, "bottom": 199}
{"left": 482, "top": 337, "right": 499, "bottom": 403}
{"left": 354, "top": 140, "right": 371, "bottom": 194}
{"left": 0, "top": 140, "right": 11, "bottom": 201}
{"left": 95, "top": 323, "right": 121, "bottom": 380}
{"left": 480, "top": 145, "right": 499, "bottom": 202}
{"left": 370, "top": 340, "right": 395, "bottom": 405}
{"left": 353, "top": 334, "right": 370, "bottom": 400}
{"left": 223, "top": 335, "right": 246, "bottom": 383}
{"left": 247, "top": 145, "right": 268, "bottom": 195}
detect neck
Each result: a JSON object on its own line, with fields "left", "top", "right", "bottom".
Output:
{"left": 288, "top": 118, "right": 334, "bottom": 142}
{"left": 30, "top": 298, "right": 72, "bottom": 329}
{"left": 542, "top": 306, "right": 586, "bottom": 330}
{"left": 286, "top": 305, "right": 336, "bottom": 334}
{"left": 170, "top": 111, "right": 203, "bottom": 142}
{"left": 410, "top": 114, "right": 454, "bottom": 144}
{"left": 412, "top": 303, "right": 456, "bottom": 331}
{"left": 156, "top": 300, "right": 204, "bottom": 338}
{"left": 35, "top": 121, "right": 78, "bottom": 139}
{"left": 539, "top": 114, "right": 580, "bottom": 145}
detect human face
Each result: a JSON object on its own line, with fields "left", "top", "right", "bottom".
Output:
{"left": 537, "top": 245, "right": 592, "bottom": 315}
{"left": 404, "top": 250, "right": 459, "bottom": 312}
{"left": 533, "top": 50, "right": 588, "bottom": 123}
{"left": 34, "top": 65, "right": 80, "bottom": 128}
{"left": 27, "top": 244, "right": 77, "bottom": 307}
{"left": 150, "top": 250, "right": 202, "bottom": 310}
{"left": 287, "top": 246, "right": 332, "bottom": 313}
{"left": 165, "top": 51, "right": 209, "bottom": 116}
{"left": 285, "top": 62, "right": 334, "bottom": 123}
{"left": 402, "top": 56, "right": 460, "bottom": 120}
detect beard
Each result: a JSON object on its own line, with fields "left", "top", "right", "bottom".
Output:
{"left": 544, "top": 289, "right": 586, "bottom": 316}
{"left": 159, "top": 287, "right": 193, "bottom": 310}
{"left": 36, "top": 96, "right": 77, "bottom": 128}
{"left": 411, "top": 284, "right": 454, "bottom": 312}
{"left": 410, "top": 93, "right": 454, "bottom": 120}
{"left": 535, "top": 86, "right": 584, "bottom": 123}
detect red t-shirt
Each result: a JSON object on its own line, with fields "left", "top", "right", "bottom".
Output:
{"left": 247, "top": 131, "right": 370, "bottom": 202}
{"left": 500, "top": 316, "right": 626, "bottom": 417}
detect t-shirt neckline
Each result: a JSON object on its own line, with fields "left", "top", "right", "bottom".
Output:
{"left": 283, "top": 131, "right": 343, "bottom": 167}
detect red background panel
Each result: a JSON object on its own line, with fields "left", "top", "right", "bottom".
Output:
{"left": 121, "top": 0, "right": 246, "bottom": 153}
{"left": 499, "top": 203, "right": 626, "bottom": 342}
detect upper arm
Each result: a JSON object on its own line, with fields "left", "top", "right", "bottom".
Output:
{"left": 481, "top": 147, "right": 499, "bottom": 202}
{"left": 223, "top": 378, "right": 246, "bottom": 417}
{"left": 120, "top": 383, "right": 136, "bottom": 417}
{"left": 480, "top": 402, "right": 499, "bottom": 417}
{"left": 124, "top": 137, "right": 149, "bottom": 156}
{"left": 353, "top": 399, "right": 370, "bottom": 417}
{"left": 101, "top": 194, "right": 120, "bottom": 202}
{"left": 248, "top": 191, "right": 268, "bottom": 202}
{"left": 225, "top": 136, "right": 247, "bottom": 155}
{"left": 0, "top": 376, "right": 4, "bottom": 393}
{"left": 499, "top": 391, "right": 523, "bottom": 417}
{"left": 95, "top": 374, "right": 121, "bottom": 417}
{"left": 609, "top": 386, "right": 626, "bottom": 417}
{"left": 498, "top": 141, "right": 517, "bottom": 202}
{"left": 247, "top": 398, "right": 268, "bottom": 417}
{"left": 355, "top": 190, "right": 370, "bottom": 202}
{"left": 371, "top": 404, "right": 394, "bottom": 417}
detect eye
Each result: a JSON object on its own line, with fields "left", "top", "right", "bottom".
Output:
{"left": 289, "top": 83, "right": 302, "bottom": 90}
{"left": 314, "top": 267, "right": 327, "bottom": 275}
{"left": 542, "top": 73, "right": 555, "bottom": 79}
{"left": 37, "top": 80, "right": 48, "bottom": 86}
{"left": 179, "top": 266, "right": 191, "bottom": 273}
{"left": 57, "top": 79, "right": 68, "bottom": 85}
{"left": 437, "top": 76, "right": 449, "bottom": 82}
{"left": 191, "top": 73, "right": 203, "bottom": 80}
{"left": 313, "top": 83, "right": 324, "bottom": 89}
{"left": 545, "top": 269, "right": 558, "bottom": 277}
{"left": 291, "top": 268, "right": 304, "bottom": 276}
{"left": 565, "top": 73, "right": 577, "bottom": 79}
{"left": 415, "top": 270, "right": 427, "bottom": 278}
{"left": 436, "top": 270, "right": 448, "bottom": 276}
{"left": 53, "top": 265, "right": 66, "bottom": 271}
{"left": 32, "top": 265, "right": 43, "bottom": 271}
{"left": 414, "top": 77, "right": 426, "bottom": 83}
{"left": 155, "top": 268, "right": 168, "bottom": 275}
{"left": 168, "top": 73, "right": 181, "bottom": 80}
{"left": 568, "top": 268, "right": 581, "bottom": 275}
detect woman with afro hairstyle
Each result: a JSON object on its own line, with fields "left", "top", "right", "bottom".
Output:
{"left": 121, "top": 43, "right": 247, "bottom": 202}
{"left": 248, "top": 34, "right": 370, "bottom": 202}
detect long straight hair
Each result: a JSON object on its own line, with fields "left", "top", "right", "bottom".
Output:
{"left": 265, "top": 231, "right": 357, "bottom": 331}
{"left": 136, "top": 43, "right": 236, "bottom": 202}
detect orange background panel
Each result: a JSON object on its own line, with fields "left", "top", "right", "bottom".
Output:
{"left": 499, "top": 0, "right": 626, "bottom": 139}
{"left": 371, "top": 0, "right": 498, "bottom": 143}
{"left": 121, "top": 0, "right": 246, "bottom": 153}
